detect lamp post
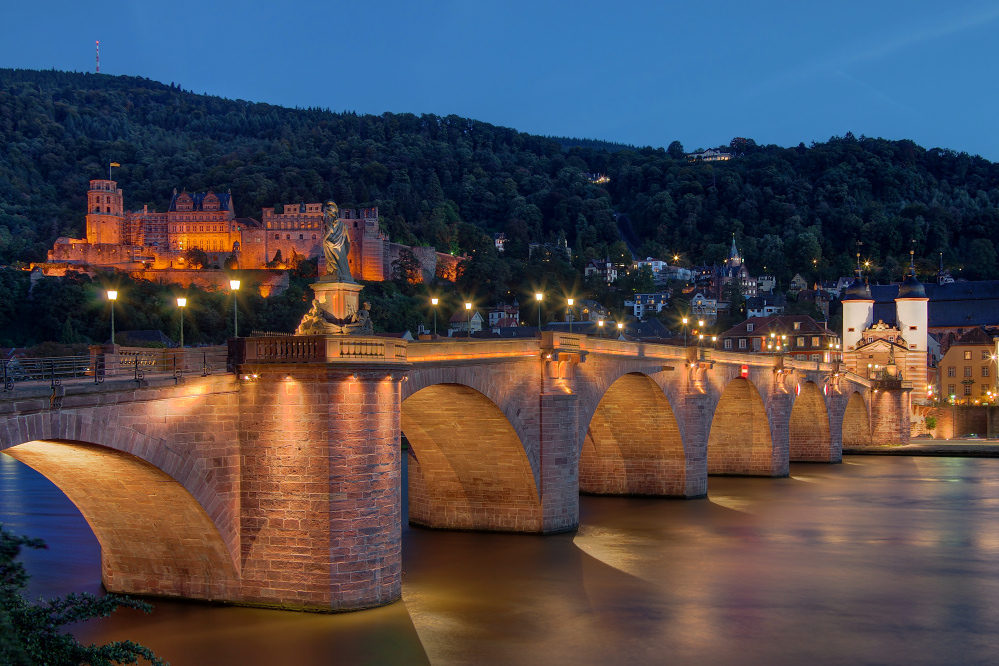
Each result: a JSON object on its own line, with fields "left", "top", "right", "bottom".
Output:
{"left": 535, "top": 292, "right": 543, "bottom": 331}
{"left": 617, "top": 321, "right": 624, "bottom": 338}
{"left": 107, "top": 290, "right": 118, "bottom": 345}
{"left": 431, "top": 297, "right": 439, "bottom": 336}
{"left": 682, "top": 317, "right": 688, "bottom": 346}
{"left": 567, "top": 298, "right": 574, "bottom": 334}
{"left": 465, "top": 301, "right": 472, "bottom": 338}
{"left": 229, "top": 279, "right": 240, "bottom": 337}
{"left": 598, "top": 319, "right": 604, "bottom": 337}
{"left": 176, "top": 297, "right": 187, "bottom": 348}
{"left": 712, "top": 335, "right": 717, "bottom": 349}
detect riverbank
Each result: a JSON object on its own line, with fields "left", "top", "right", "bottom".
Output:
{"left": 844, "top": 438, "right": 999, "bottom": 457}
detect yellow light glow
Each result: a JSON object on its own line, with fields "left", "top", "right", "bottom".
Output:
{"left": 176, "top": 297, "right": 187, "bottom": 307}
{"left": 567, "top": 298, "right": 574, "bottom": 306}
{"left": 107, "top": 290, "right": 117, "bottom": 301}
{"left": 465, "top": 302, "right": 472, "bottom": 310}
{"left": 230, "top": 280, "right": 240, "bottom": 291}
{"left": 535, "top": 292, "right": 543, "bottom": 301}
{"left": 431, "top": 297, "right": 439, "bottom": 305}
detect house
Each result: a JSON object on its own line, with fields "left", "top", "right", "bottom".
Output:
{"left": 488, "top": 302, "right": 519, "bottom": 327}
{"left": 493, "top": 233, "right": 507, "bottom": 253}
{"left": 789, "top": 274, "right": 808, "bottom": 293}
{"left": 627, "top": 292, "right": 671, "bottom": 319}
{"left": 690, "top": 292, "right": 719, "bottom": 324}
{"left": 757, "top": 275, "right": 776, "bottom": 293}
{"left": 796, "top": 289, "right": 833, "bottom": 321}
{"left": 448, "top": 310, "right": 484, "bottom": 335}
{"left": 716, "top": 315, "right": 840, "bottom": 359}
{"left": 585, "top": 259, "right": 618, "bottom": 284}
{"left": 745, "top": 293, "right": 785, "bottom": 318}
{"left": 937, "top": 327, "right": 998, "bottom": 404}
{"left": 686, "top": 149, "right": 733, "bottom": 162}
{"left": 576, "top": 299, "right": 612, "bottom": 322}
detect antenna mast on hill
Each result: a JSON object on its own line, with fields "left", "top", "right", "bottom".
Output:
{"left": 96, "top": 41, "right": 100, "bottom": 73}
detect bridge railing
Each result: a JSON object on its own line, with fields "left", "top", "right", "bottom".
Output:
{"left": 233, "top": 335, "right": 409, "bottom": 366}
{"left": 1, "top": 346, "right": 229, "bottom": 391}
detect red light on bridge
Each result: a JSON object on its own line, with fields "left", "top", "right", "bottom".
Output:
{"left": 740, "top": 365, "right": 749, "bottom": 378}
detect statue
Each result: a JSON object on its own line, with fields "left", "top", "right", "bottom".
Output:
{"left": 345, "top": 302, "right": 373, "bottom": 335}
{"left": 323, "top": 201, "right": 354, "bottom": 283}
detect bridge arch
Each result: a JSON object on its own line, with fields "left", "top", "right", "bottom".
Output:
{"left": 401, "top": 383, "right": 542, "bottom": 532}
{"left": 580, "top": 372, "right": 686, "bottom": 496}
{"left": 3, "top": 440, "right": 239, "bottom": 600}
{"left": 707, "top": 377, "right": 774, "bottom": 475}
{"left": 842, "top": 391, "right": 872, "bottom": 447}
{"left": 789, "top": 381, "right": 834, "bottom": 461}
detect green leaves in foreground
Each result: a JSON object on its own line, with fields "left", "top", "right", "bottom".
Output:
{"left": 0, "top": 525, "right": 167, "bottom": 666}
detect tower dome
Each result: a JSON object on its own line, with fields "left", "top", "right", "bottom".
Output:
{"left": 897, "top": 273, "right": 926, "bottom": 299}
{"left": 841, "top": 277, "right": 871, "bottom": 301}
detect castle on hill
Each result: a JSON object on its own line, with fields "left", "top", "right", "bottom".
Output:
{"left": 48, "top": 179, "right": 460, "bottom": 282}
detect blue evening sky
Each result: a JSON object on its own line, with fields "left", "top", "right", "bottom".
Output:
{"left": 3, "top": 1, "right": 998, "bottom": 158}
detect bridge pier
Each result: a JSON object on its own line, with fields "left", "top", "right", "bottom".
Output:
{"left": 870, "top": 388, "right": 911, "bottom": 446}
{"left": 540, "top": 391, "right": 580, "bottom": 532}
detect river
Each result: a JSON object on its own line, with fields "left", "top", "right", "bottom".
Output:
{"left": 2, "top": 452, "right": 999, "bottom": 665}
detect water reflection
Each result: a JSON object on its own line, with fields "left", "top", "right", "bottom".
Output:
{"left": 3, "top": 453, "right": 999, "bottom": 665}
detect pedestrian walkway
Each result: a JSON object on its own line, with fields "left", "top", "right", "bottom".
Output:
{"left": 845, "top": 438, "right": 999, "bottom": 457}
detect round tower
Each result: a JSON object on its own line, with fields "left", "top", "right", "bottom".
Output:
{"left": 86, "top": 179, "right": 124, "bottom": 245}
{"left": 841, "top": 277, "right": 873, "bottom": 352}
{"left": 896, "top": 273, "right": 929, "bottom": 401}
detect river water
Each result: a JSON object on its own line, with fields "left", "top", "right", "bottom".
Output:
{"left": 2, "top": 452, "right": 999, "bottom": 665}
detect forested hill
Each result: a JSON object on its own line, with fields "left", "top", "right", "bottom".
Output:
{"left": 2, "top": 67, "right": 999, "bottom": 285}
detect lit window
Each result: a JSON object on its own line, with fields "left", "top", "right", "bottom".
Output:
{"left": 794, "top": 322, "right": 801, "bottom": 330}
{"left": 965, "top": 351, "right": 973, "bottom": 360}
{"left": 797, "top": 337, "right": 805, "bottom": 346}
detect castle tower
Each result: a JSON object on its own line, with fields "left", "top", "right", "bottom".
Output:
{"left": 726, "top": 235, "right": 741, "bottom": 268}
{"left": 841, "top": 277, "right": 873, "bottom": 351}
{"left": 86, "top": 179, "right": 124, "bottom": 245}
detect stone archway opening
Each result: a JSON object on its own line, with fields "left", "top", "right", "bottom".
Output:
{"left": 842, "top": 391, "right": 872, "bottom": 447}
{"left": 2, "top": 440, "right": 239, "bottom": 600}
{"left": 707, "top": 377, "right": 774, "bottom": 475}
{"left": 789, "top": 381, "right": 833, "bottom": 461}
{"left": 580, "top": 372, "right": 686, "bottom": 496}
{"left": 401, "top": 383, "right": 542, "bottom": 532}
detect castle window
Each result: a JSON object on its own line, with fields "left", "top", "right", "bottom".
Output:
{"left": 312, "top": 234, "right": 317, "bottom": 240}
{"left": 910, "top": 326, "right": 917, "bottom": 330}
{"left": 106, "top": 207, "right": 110, "bottom": 213}
{"left": 299, "top": 234, "right": 304, "bottom": 240}
{"left": 848, "top": 327, "right": 855, "bottom": 332}
{"left": 286, "top": 234, "right": 291, "bottom": 240}
{"left": 274, "top": 234, "right": 280, "bottom": 239}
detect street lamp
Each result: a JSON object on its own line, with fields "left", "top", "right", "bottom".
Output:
{"left": 682, "top": 317, "right": 688, "bottom": 346}
{"left": 107, "top": 290, "right": 118, "bottom": 345}
{"left": 229, "top": 279, "right": 240, "bottom": 337}
{"left": 567, "top": 298, "right": 574, "bottom": 334}
{"left": 617, "top": 321, "right": 624, "bottom": 338}
{"left": 465, "top": 301, "right": 472, "bottom": 338}
{"left": 535, "top": 292, "right": 543, "bottom": 330}
{"left": 431, "top": 297, "right": 439, "bottom": 336}
{"left": 597, "top": 319, "right": 604, "bottom": 337}
{"left": 176, "top": 297, "right": 187, "bottom": 348}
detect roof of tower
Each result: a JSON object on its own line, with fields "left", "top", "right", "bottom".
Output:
{"left": 728, "top": 235, "right": 739, "bottom": 259}
{"left": 897, "top": 273, "right": 927, "bottom": 299}
{"left": 841, "top": 277, "right": 872, "bottom": 301}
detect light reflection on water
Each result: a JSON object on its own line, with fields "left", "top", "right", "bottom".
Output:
{"left": 3, "top": 452, "right": 999, "bottom": 665}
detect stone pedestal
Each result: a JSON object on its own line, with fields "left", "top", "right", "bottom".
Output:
{"left": 297, "top": 280, "right": 364, "bottom": 334}
{"left": 314, "top": 279, "right": 363, "bottom": 321}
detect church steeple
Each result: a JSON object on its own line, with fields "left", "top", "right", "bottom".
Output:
{"left": 726, "top": 234, "right": 741, "bottom": 268}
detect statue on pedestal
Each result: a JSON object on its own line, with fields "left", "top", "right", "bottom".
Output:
{"left": 323, "top": 201, "right": 354, "bottom": 283}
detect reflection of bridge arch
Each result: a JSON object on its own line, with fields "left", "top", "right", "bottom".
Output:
{"left": 842, "top": 391, "right": 872, "bottom": 447}
{"left": 707, "top": 377, "right": 774, "bottom": 475}
{"left": 4, "top": 440, "right": 238, "bottom": 599}
{"left": 401, "top": 383, "right": 542, "bottom": 532}
{"left": 789, "top": 381, "right": 833, "bottom": 461}
{"left": 580, "top": 372, "right": 686, "bottom": 496}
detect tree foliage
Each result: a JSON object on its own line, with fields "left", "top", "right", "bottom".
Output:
{"left": 0, "top": 525, "right": 166, "bottom": 666}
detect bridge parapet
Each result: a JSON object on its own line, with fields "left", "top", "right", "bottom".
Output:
{"left": 232, "top": 335, "right": 408, "bottom": 367}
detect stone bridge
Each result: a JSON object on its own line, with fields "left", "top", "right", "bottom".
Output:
{"left": 0, "top": 334, "right": 909, "bottom": 612}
